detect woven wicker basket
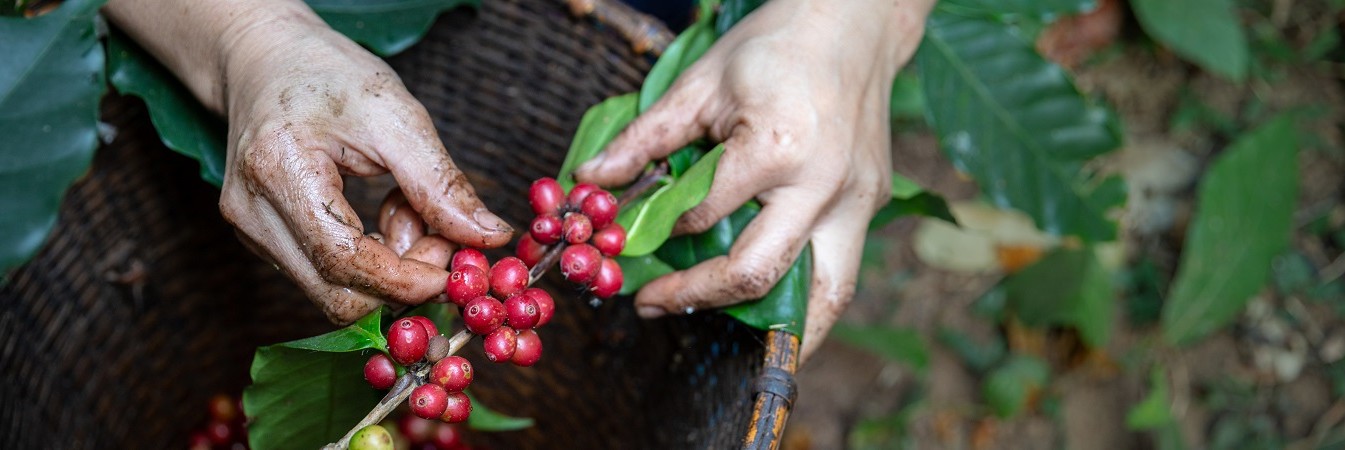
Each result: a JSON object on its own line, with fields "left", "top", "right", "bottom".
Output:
{"left": 0, "top": 0, "right": 797, "bottom": 448}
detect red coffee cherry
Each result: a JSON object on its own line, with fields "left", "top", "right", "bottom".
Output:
{"left": 560, "top": 244, "right": 602, "bottom": 284}
{"left": 440, "top": 392, "right": 472, "bottom": 424}
{"left": 207, "top": 393, "right": 238, "bottom": 423}
{"left": 489, "top": 257, "right": 529, "bottom": 297}
{"left": 567, "top": 182, "right": 601, "bottom": 208}
{"left": 591, "top": 258, "right": 623, "bottom": 299}
{"left": 430, "top": 355, "right": 474, "bottom": 392}
{"left": 432, "top": 423, "right": 464, "bottom": 450}
{"left": 591, "top": 223, "right": 626, "bottom": 257}
{"left": 205, "top": 420, "right": 232, "bottom": 446}
{"left": 408, "top": 316, "right": 439, "bottom": 338}
{"left": 463, "top": 296, "right": 505, "bottom": 335}
{"left": 388, "top": 318, "right": 429, "bottom": 365}
{"left": 516, "top": 233, "right": 547, "bottom": 268}
{"left": 581, "top": 190, "right": 618, "bottom": 229}
{"left": 450, "top": 248, "right": 490, "bottom": 273}
{"left": 445, "top": 265, "right": 489, "bottom": 307}
{"left": 562, "top": 213, "right": 593, "bottom": 244}
{"left": 529, "top": 214, "right": 563, "bottom": 245}
{"left": 524, "top": 288, "right": 555, "bottom": 327}
{"left": 409, "top": 384, "right": 449, "bottom": 420}
{"left": 483, "top": 327, "right": 518, "bottom": 363}
{"left": 504, "top": 293, "right": 540, "bottom": 329}
{"left": 398, "top": 414, "right": 436, "bottom": 444}
{"left": 511, "top": 329, "right": 543, "bottom": 367}
{"left": 529, "top": 177, "right": 565, "bottom": 216}
{"left": 364, "top": 353, "right": 398, "bottom": 390}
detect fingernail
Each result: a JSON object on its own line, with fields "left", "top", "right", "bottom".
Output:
{"left": 576, "top": 154, "right": 607, "bottom": 175}
{"left": 637, "top": 306, "right": 665, "bottom": 319}
{"left": 473, "top": 209, "right": 512, "bottom": 233}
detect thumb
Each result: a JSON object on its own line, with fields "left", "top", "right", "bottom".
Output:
{"left": 575, "top": 79, "right": 713, "bottom": 187}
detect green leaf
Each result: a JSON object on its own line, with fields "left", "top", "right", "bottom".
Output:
{"left": 638, "top": 20, "right": 715, "bottom": 113}
{"left": 618, "top": 144, "right": 724, "bottom": 256}
{"left": 306, "top": 0, "right": 479, "bottom": 56}
{"left": 107, "top": 32, "right": 227, "bottom": 187}
{"left": 1131, "top": 0, "right": 1248, "bottom": 81}
{"left": 244, "top": 310, "right": 387, "bottom": 450}
{"left": 1005, "top": 247, "right": 1114, "bottom": 347}
{"left": 869, "top": 175, "right": 956, "bottom": 230}
{"left": 916, "top": 12, "right": 1124, "bottom": 242}
{"left": 616, "top": 254, "right": 675, "bottom": 295}
{"left": 714, "top": 0, "right": 766, "bottom": 35}
{"left": 889, "top": 72, "right": 926, "bottom": 121}
{"left": 830, "top": 324, "right": 930, "bottom": 372}
{"left": 556, "top": 93, "right": 639, "bottom": 190}
{"left": 983, "top": 355, "right": 1050, "bottom": 418}
{"left": 1162, "top": 118, "right": 1298, "bottom": 345}
{"left": 465, "top": 391, "right": 535, "bottom": 431}
{"left": 937, "top": 0, "right": 1097, "bottom": 21}
{"left": 0, "top": 0, "right": 106, "bottom": 273}
{"left": 1127, "top": 367, "right": 1175, "bottom": 430}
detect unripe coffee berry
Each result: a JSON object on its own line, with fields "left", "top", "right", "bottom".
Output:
{"left": 560, "top": 244, "right": 602, "bottom": 284}
{"left": 567, "top": 182, "right": 601, "bottom": 207}
{"left": 581, "top": 190, "right": 618, "bottom": 229}
{"left": 516, "top": 234, "right": 547, "bottom": 268}
{"left": 349, "top": 424, "right": 394, "bottom": 450}
{"left": 463, "top": 296, "right": 505, "bottom": 335}
{"left": 529, "top": 177, "right": 565, "bottom": 216}
{"left": 591, "top": 224, "right": 626, "bottom": 257}
{"left": 430, "top": 355, "right": 474, "bottom": 392}
{"left": 426, "top": 335, "right": 450, "bottom": 362}
{"left": 504, "top": 293, "right": 540, "bottom": 329}
{"left": 511, "top": 329, "right": 543, "bottom": 367}
{"left": 524, "top": 288, "right": 555, "bottom": 327}
{"left": 388, "top": 318, "right": 429, "bottom": 365}
{"left": 529, "top": 214, "right": 563, "bottom": 245}
{"left": 364, "top": 353, "right": 398, "bottom": 390}
{"left": 440, "top": 392, "right": 472, "bottom": 424}
{"left": 409, "top": 316, "right": 439, "bottom": 338}
{"left": 490, "top": 257, "right": 529, "bottom": 297}
{"left": 562, "top": 213, "right": 593, "bottom": 244}
{"left": 483, "top": 327, "right": 518, "bottom": 363}
{"left": 409, "top": 383, "right": 449, "bottom": 420}
{"left": 445, "top": 265, "right": 489, "bottom": 307}
{"left": 450, "top": 248, "right": 490, "bottom": 273}
{"left": 592, "top": 258, "right": 623, "bottom": 299}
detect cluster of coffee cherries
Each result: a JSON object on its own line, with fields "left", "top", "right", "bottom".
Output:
{"left": 188, "top": 394, "right": 247, "bottom": 450}
{"left": 444, "top": 248, "right": 554, "bottom": 364}
{"left": 363, "top": 316, "right": 471, "bottom": 424}
{"left": 517, "top": 178, "right": 626, "bottom": 299}
{"left": 393, "top": 414, "right": 481, "bottom": 450}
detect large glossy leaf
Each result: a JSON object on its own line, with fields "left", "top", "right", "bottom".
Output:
{"left": 107, "top": 32, "right": 227, "bottom": 187}
{"left": 618, "top": 144, "right": 723, "bottom": 256}
{"left": 0, "top": 0, "right": 106, "bottom": 273}
{"left": 616, "top": 254, "right": 675, "bottom": 295}
{"left": 465, "top": 391, "right": 534, "bottom": 431}
{"left": 1005, "top": 247, "right": 1114, "bottom": 347}
{"left": 306, "top": 0, "right": 479, "bottom": 56}
{"left": 916, "top": 13, "right": 1123, "bottom": 242}
{"left": 1162, "top": 118, "right": 1298, "bottom": 345}
{"left": 830, "top": 324, "right": 930, "bottom": 372}
{"left": 1132, "top": 0, "right": 1248, "bottom": 81}
{"left": 870, "top": 175, "right": 955, "bottom": 230}
{"left": 556, "top": 93, "right": 638, "bottom": 190}
{"left": 638, "top": 19, "right": 715, "bottom": 113}
{"left": 244, "top": 310, "right": 387, "bottom": 450}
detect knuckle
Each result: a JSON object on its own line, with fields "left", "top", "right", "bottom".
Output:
{"left": 728, "top": 263, "right": 781, "bottom": 298}
{"left": 310, "top": 237, "right": 359, "bottom": 282}
{"left": 678, "top": 207, "right": 720, "bottom": 234}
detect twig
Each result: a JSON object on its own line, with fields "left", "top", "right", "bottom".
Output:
{"left": 616, "top": 161, "right": 668, "bottom": 210}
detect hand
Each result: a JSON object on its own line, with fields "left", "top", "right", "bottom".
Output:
{"left": 216, "top": 16, "right": 512, "bottom": 323}
{"left": 575, "top": 0, "right": 932, "bottom": 361}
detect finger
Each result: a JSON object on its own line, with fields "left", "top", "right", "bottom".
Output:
{"left": 574, "top": 75, "right": 716, "bottom": 187}
{"left": 403, "top": 234, "right": 455, "bottom": 268}
{"left": 380, "top": 191, "right": 427, "bottom": 256}
{"left": 671, "top": 133, "right": 783, "bottom": 236}
{"left": 796, "top": 207, "right": 870, "bottom": 364}
{"left": 634, "top": 192, "right": 825, "bottom": 317}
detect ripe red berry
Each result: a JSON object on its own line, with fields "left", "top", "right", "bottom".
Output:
{"left": 511, "top": 329, "right": 543, "bottom": 367}
{"left": 567, "top": 182, "right": 601, "bottom": 207}
{"left": 408, "top": 316, "right": 439, "bottom": 338}
{"left": 581, "top": 190, "right": 618, "bottom": 229}
{"left": 206, "top": 420, "right": 232, "bottom": 445}
{"left": 398, "top": 415, "right": 437, "bottom": 444}
{"left": 189, "top": 432, "right": 211, "bottom": 450}
{"left": 388, "top": 318, "right": 429, "bottom": 365}
{"left": 524, "top": 288, "right": 555, "bottom": 327}
{"left": 529, "top": 177, "right": 565, "bottom": 216}
{"left": 463, "top": 296, "right": 505, "bottom": 335}
{"left": 450, "top": 248, "right": 490, "bottom": 273}
{"left": 562, "top": 213, "right": 593, "bottom": 244}
{"left": 207, "top": 393, "right": 238, "bottom": 423}
{"left": 364, "top": 353, "right": 398, "bottom": 390}
{"left": 430, "top": 355, "right": 474, "bottom": 392}
{"left": 445, "top": 265, "right": 489, "bottom": 307}
{"left": 410, "top": 383, "right": 449, "bottom": 419}
{"left": 560, "top": 244, "right": 602, "bottom": 284}
{"left": 483, "top": 327, "right": 518, "bottom": 363}
{"left": 592, "top": 258, "right": 623, "bottom": 299}
{"left": 440, "top": 391, "right": 472, "bottom": 424}
{"left": 591, "top": 224, "right": 626, "bottom": 257}
{"left": 490, "top": 257, "right": 529, "bottom": 297}
{"left": 432, "top": 423, "right": 464, "bottom": 450}
{"left": 529, "top": 214, "right": 563, "bottom": 245}
{"left": 516, "top": 233, "right": 547, "bottom": 268}
{"left": 504, "top": 293, "right": 540, "bottom": 329}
